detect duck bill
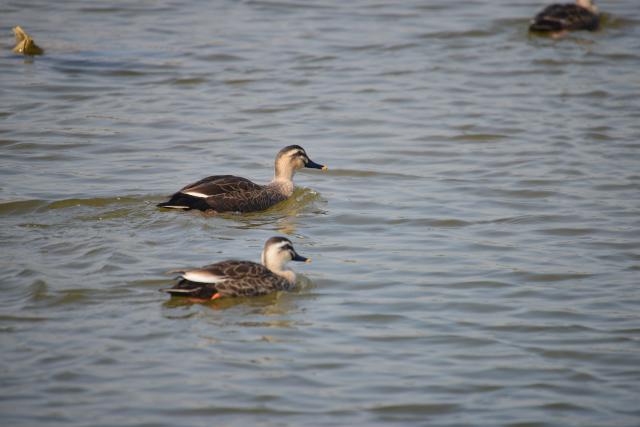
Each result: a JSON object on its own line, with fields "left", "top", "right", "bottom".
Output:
{"left": 292, "top": 253, "right": 311, "bottom": 263}
{"left": 305, "top": 159, "right": 328, "bottom": 171}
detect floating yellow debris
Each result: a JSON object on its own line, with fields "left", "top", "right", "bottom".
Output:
{"left": 12, "top": 26, "right": 44, "bottom": 56}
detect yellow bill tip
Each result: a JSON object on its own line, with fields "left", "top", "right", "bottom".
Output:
{"left": 321, "top": 165, "right": 328, "bottom": 172}
{"left": 305, "top": 258, "right": 312, "bottom": 264}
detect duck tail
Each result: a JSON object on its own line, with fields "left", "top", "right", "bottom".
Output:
{"left": 159, "top": 287, "right": 197, "bottom": 295}
{"left": 157, "top": 193, "right": 208, "bottom": 210}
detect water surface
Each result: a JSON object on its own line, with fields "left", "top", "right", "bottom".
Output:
{"left": 1, "top": 1, "right": 640, "bottom": 426}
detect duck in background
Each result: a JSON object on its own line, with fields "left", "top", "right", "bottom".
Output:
{"left": 529, "top": 0, "right": 600, "bottom": 36}
{"left": 12, "top": 26, "right": 44, "bottom": 55}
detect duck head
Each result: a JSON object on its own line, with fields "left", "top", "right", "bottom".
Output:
{"left": 274, "top": 145, "right": 327, "bottom": 181}
{"left": 576, "top": 0, "right": 597, "bottom": 13}
{"left": 261, "top": 236, "right": 310, "bottom": 283}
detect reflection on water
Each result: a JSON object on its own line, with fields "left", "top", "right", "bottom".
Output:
{"left": 1, "top": 0, "right": 640, "bottom": 426}
{"left": 220, "top": 188, "right": 326, "bottom": 234}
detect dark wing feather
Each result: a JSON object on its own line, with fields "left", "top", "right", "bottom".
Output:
{"left": 202, "top": 187, "right": 287, "bottom": 213}
{"left": 160, "top": 279, "right": 216, "bottom": 299}
{"left": 529, "top": 4, "right": 599, "bottom": 32}
{"left": 180, "top": 175, "right": 262, "bottom": 196}
{"left": 158, "top": 175, "right": 267, "bottom": 211}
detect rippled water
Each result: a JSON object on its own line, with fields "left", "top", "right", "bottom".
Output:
{"left": 2, "top": 1, "right": 640, "bottom": 426}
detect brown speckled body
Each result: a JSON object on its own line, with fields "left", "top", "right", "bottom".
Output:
{"left": 165, "top": 260, "right": 294, "bottom": 299}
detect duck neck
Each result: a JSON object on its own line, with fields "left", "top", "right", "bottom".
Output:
{"left": 274, "top": 162, "right": 296, "bottom": 180}
{"left": 269, "top": 179, "right": 294, "bottom": 196}
{"left": 269, "top": 163, "right": 295, "bottom": 197}
{"left": 262, "top": 257, "right": 296, "bottom": 284}
{"left": 275, "top": 269, "right": 296, "bottom": 284}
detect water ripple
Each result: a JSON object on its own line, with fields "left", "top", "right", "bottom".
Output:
{"left": 1, "top": 0, "right": 639, "bottom": 426}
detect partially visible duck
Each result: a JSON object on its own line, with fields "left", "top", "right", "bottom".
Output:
{"left": 12, "top": 26, "right": 44, "bottom": 55}
{"left": 160, "top": 236, "right": 310, "bottom": 301}
{"left": 529, "top": 0, "right": 600, "bottom": 33}
{"left": 157, "top": 145, "right": 327, "bottom": 213}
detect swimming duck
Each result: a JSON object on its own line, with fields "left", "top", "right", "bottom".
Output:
{"left": 12, "top": 26, "right": 44, "bottom": 55}
{"left": 529, "top": 0, "right": 599, "bottom": 33}
{"left": 157, "top": 145, "right": 327, "bottom": 213}
{"left": 160, "top": 236, "right": 310, "bottom": 301}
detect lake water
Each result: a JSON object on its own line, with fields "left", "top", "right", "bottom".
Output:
{"left": 1, "top": 1, "right": 639, "bottom": 426}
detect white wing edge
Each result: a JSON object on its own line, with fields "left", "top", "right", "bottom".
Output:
{"left": 182, "top": 270, "right": 228, "bottom": 284}
{"left": 183, "top": 191, "right": 209, "bottom": 198}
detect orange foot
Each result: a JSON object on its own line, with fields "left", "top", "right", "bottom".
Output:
{"left": 185, "top": 293, "right": 221, "bottom": 303}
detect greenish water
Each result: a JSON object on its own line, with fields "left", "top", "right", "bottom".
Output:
{"left": 1, "top": 1, "right": 640, "bottom": 426}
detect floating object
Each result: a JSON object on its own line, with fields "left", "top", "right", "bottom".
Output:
{"left": 529, "top": 0, "right": 600, "bottom": 34}
{"left": 12, "top": 26, "right": 44, "bottom": 55}
{"left": 157, "top": 145, "right": 327, "bottom": 213}
{"left": 160, "top": 236, "right": 311, "bottom": 301}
